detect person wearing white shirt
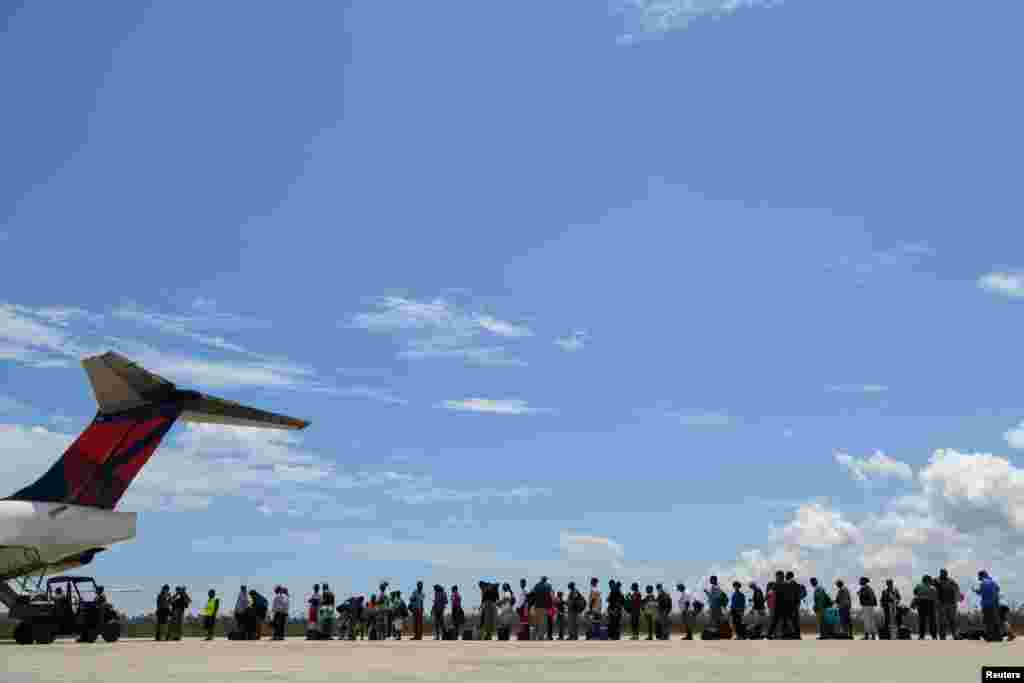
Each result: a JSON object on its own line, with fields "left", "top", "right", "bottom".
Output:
{"left": 676, "top": 584, "right": 695, "bottom": 640}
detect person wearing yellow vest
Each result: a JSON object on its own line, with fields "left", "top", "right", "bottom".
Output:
{"left": 202, "top": 590, "right": 220, "bottom": 641}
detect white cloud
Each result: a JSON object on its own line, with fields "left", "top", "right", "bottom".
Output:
{"left": 559, "top": 532, "right": 624, "bottom": 561}
{"left": 351, "top": 296, "right": 529, "bottom": 367}
{"left": 1004, "top": 422, "right": 1024, "bottom": 449}
{"left": 834, "top": 450, "right": 913, "bottom": 483}
{"left": 113, "top": 304, "right": 251, "bottom": 354}
{"left": 825, "top": 384, "right": 889, "bottom": 394}
{"left": 388, "top": 485, "right": 552, "bottom": 506}
{"left": 0, "top": 395, "right": 29, "bottom": 413}
{"left": 773, "top": 503, "right": 864, "bottom": 549}
{"left": 978, "top": 272, "right": 1024, "bottom": 299}
{"left": 918, "top": 449, "right": 1024, "bottom": 534}
{"left": 673, "top": 412, "right": 734, "bottom": 427}
{"left": 554, "top": 330, "right": 588, "bottom": 352}
{"left": 438, "top": 398, "right": 546, "bottom": 415}
{"left": 825, "top": 243, "right": 936, "bottom": 285}
{"left": 615, "top": 0, "right": 784, "bottom": 44}
{"left": 312, "top": 384, "right": 408, "bottom": 406}
{"left": 476, "top": 315, "right": 533, "bottom": 338}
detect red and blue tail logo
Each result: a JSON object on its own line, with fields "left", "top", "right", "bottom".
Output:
{"left": 8, "top": 404, "right": 182, "bottom": 510}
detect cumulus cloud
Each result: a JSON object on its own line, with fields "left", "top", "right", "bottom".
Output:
{"left": 918, "top": 449, "right": 1024, "bottom": 535}
{"left": 615, "top": 0, "right": 785, "bottom": 44}
{"left": 1004, "top": 421, "right": 1024, "bottom": 449}
{"left": 978, "top": 272, "right": 1024, "bottom": 299}
{"left": 351, "top": 296, "right": 530, "bottom": 366}
{"left": 773, "top": 503, "right": 864, "bottom": 549}
{"left": 834, "top": 450, "right": 913, "bottom": 483}
{"left": 554, "top": 331, "right": 588, "bottom": 352}
{"left": 559, "top": 532, "right": 625, "bottom": 569}
{"left": 825, "top": 384, "right": 889, "bottom": 394}
{"left": 439, "top": 398, "right": 546, "bottom": 415}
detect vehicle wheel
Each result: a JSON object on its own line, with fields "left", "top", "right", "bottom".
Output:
{"left": 79, "top": 629, "right": 98, "bottom": 643}
{"left": 33, "top": 624, "right": 56, "bottom": 644}
{"left": 102, "top": 622, "right": 121, "bottom": 643}
{"left": 14, "top": 622, "right": 34, "bottom": 645}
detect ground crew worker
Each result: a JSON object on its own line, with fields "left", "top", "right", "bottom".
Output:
{"left": 202, "top": 589, "right": 219, "bottom": 641}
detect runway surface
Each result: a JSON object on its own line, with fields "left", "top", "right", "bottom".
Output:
{"left": 4, "top": 638, "right": 1020, "bottom": 682}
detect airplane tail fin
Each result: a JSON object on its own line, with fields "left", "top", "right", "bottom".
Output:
{"left": 7, "top": 351, "right": 309, "bottom": 509}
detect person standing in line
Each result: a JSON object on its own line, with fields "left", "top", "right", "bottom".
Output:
{"left": 606, "top": 580, "right": 623, "bottom": 640}
{"left": 235, "top": 585, "right": 251, "bottom": 638}
{"left": 880, "top": 579, "right": 901, "bottom": 635}
{"left": 810, "top": 578, "right": 831, "bottom": 638}
{"left": 975, "top": 571, "right": 1001, "bottom": 642}
{"left": 202, "top": 589, "right": 220, "bottom": 641}
{"left": 432, "top": 585, "right": 448, "bottom": 640}
{"left": 249, "top": 589, "right": 269, "bottom": 640}
{"left": 155, "top": 585, "right": 172, "bottom": 642}
{"left": 656, "top": 584, "right": 673, "bottom": 640}
{"left": 705, "top": 576, "right": 726, "bottom": 630}
{"left": 858, "top": 578, "right": 879, "bottom": 640}
{"left": 729, "top": 582, "right": 747, "bottom": 639}
{"left": 835, "top": 580, "right": 853, "bottom": 639}
{"left": 479, "top": 582, "right": 499, "bottom": 640}
{"left": 914, "top": 575, "right": 938, "bottom": 640}
{"left": 451, "top": 586, "right": 465, "bottom": 639}
{"left": 170, "top": 586, "right": 191, "bottom": 641}
{"left": 749, "top": 581, "right": 767, "bottom": 634}
{"left": 642, "top": 585, "right": 658, "bottom": 640}
{"left": 677, "top": 584, "right": 695, "bottom": 641}
{"left": 566, "top": 581, "right": 585, "bottom": 640}
{"left": 935, "top": 569, "right": 961, "bottom": 640}
{"left": 272, "top": 586, "right": 289, "bottom": 640}
{"left": 629, "top": 583, "right": 643, "bottom": 640}
{"left": 410, "top": 581, "right": 425, "bottom": 640}
{"left": 787, "top": 572, "right": 805, "bottom": 640}
{"left": 306, "top": 584, "right": 321, "bottom": 639}
{"left": 767, "top": 573, "right": 788, "bottom": 639}
{"left": 320, "top": 583, "right": 336, "bottom": 639}
{"left": 588, "top": 577, "right": 603, "bottom": 630}
{"left": 554, "top": 590, "right": 567, "bottom": 640}
{"left": 530, "top": 576, "right": 551, "bottom": 641}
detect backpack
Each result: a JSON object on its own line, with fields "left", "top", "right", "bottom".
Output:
{"left": 658, "top": 593, "right": 672, "bottom": 612}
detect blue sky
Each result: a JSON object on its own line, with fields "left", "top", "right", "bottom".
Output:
{"left": 3, "top": 0, "right": 1024, "bottom": 616}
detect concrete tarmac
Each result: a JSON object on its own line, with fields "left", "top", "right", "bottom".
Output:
{"left": 3, "top": 638, "right": 1020, "bottom": 683}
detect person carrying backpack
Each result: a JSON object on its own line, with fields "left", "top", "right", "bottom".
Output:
{"left": 811, "top": 578, "right": 832, "bottom": 638}
{"left": 705, "top": 576, "right": 727, "bottom": 629}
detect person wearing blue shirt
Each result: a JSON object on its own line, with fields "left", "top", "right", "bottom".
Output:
{"left": 730, "top": 582, "right": 748, "bottom": 639}
{"left": 409, "top": 581, "right": 425, "bottom": 640}
{"left": 974, "top": 571, "right": 1001, "bottom": 642}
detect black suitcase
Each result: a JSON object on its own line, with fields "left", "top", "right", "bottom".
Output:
{"left": 497, "top": 627, "right": 510, "bottom": 641}
{"left": 444, "top": 627, "right": 457, "bottom": 640}
{"left": 897, "top": 627, "right": 912, "bottom": 640}
{"left": 462, "top": 629, "right": 474, "bottom": 641}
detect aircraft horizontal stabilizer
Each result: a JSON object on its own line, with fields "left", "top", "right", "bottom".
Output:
{"left": 82, "top": 352, "right": 309, "bottom": 430}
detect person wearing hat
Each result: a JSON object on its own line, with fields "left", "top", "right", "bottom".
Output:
{"left": 857, "top": 578, "right": 879, "bottom": 640}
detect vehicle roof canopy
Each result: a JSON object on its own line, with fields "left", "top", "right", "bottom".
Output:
{"left": 47, "top": 576, "right": 95, "bottom": 584}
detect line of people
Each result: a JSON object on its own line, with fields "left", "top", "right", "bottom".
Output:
{"left": 150, "top": 568, "right": 1015, "bottom": 642}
